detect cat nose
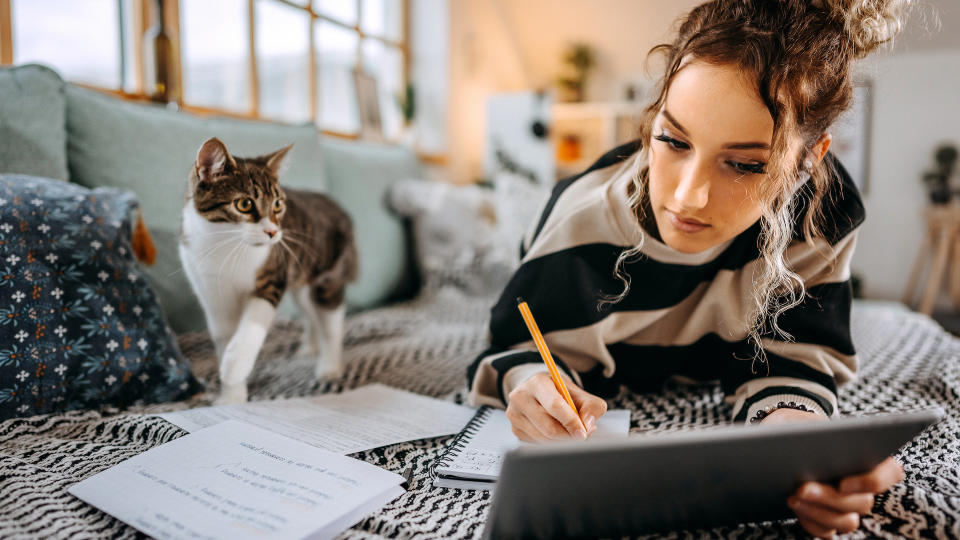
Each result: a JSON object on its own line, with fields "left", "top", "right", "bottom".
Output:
{"left": 264, "top": 229, "right": 277, "bottom": 238}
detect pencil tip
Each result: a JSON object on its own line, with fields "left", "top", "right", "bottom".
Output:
{"left": 516, "top": 296, "right": 525, "bottom": 305}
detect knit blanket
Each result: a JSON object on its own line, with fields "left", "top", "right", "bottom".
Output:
{"left": 0, "top": 290, "right": 958, "bottom": 539}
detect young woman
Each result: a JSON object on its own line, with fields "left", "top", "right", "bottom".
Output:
{"left": 467, "top": 0, "right": 913, "bottom": 537}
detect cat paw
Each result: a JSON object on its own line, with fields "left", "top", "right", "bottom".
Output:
{"left": 214, "top": 383, "right": 248, "bottom": 405}
{"left": 314, "top": 362, "right": 344, "bottom": 380}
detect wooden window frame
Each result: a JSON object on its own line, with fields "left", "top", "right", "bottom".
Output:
{"left": 0, "top": 0, "right": 413, "bottom": 144}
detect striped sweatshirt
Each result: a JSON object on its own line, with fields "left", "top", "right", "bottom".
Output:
{"left": 467, "top": 140, "right": 864, "bottom": 422}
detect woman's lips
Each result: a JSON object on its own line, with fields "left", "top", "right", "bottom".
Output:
{"left": 666, "top": 209, "right": 710, "bottom": 233}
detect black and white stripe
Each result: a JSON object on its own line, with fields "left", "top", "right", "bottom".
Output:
{"left": 468, "top": 141, "right": 865, "bottom": 421}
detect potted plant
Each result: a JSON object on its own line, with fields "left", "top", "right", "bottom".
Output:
{"left": 922, "top": 144, "right": 957, "bottom": 205}
{"left": 556, "top": 43, "right": 596, "bottom": 103}
{"left": 395, "top": 82, "right": 416, "bottom": 147}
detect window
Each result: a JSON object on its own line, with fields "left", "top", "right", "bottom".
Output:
{"left": 178, "top": 0, "right": 408, "bottom": 136}
{"left": 2, "top": 0, "right": 410, "bottom": 139}
{"left": 180, "top": 0, "right": 250, "bottom": 113}
{"left": 9, "top": 0, "right": 126, "bottom": 89}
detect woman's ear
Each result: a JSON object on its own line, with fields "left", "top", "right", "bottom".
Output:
{"left": 810, "top": 133, "right": 833, "bottom": 165}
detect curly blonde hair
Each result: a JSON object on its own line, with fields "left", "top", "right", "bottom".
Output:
{"left": 602, "top": 0, "right": 914, "bottom": 365}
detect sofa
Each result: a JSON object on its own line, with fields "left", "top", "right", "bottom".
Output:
{"left": 1, "top": 63, "right": 960, "bottom": 539}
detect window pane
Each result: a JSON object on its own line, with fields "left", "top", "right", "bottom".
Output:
{"left": 315, "top": 0, "right": 357, "bottom": 26}
{"left": 315, "top": 20, "right": 359, "bottom": 133}
{"left": 361, "top": 0, "right": 402, "bottom": 42}
{"left": 181, "top": 0, "right": 250, "bottom": 112}
{"left": 12, "top": 0, "right": 121, "bottom": 88}
{"left": 121, "top": 0, "right": 138, "bottom": 93}
{"left": 256, "top": 0, "right": 310, "bottom": 123}
{"left": 361, "top": 40, "right": 403, "bottom": 139}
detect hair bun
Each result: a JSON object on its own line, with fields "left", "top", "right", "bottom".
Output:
{"left": 813, "top": 0, "right": 913, "bottom": 58}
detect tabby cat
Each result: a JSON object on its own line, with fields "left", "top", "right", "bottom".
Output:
{"left": 179, "top": 138, "right": 358, "bottom": 404}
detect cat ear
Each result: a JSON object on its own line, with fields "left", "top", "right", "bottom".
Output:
{"left": 263, "top": 143, "right": 293, "bottom": 178}
{"left": 196, "top": 138, "right": 236, "bottom": 182}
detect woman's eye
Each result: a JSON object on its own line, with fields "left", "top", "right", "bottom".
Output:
{"left": 728, "top": 161, "right": 766, "bottom": 175}
{"left": 653, "top": 133, "right": 690, "bottom": 151}
{"left": 235, "top": 198, "right": 254, "bottom": 212}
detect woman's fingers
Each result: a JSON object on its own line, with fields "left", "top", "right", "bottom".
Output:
{"left": 518, "top": 392, "right": 580, "bottom": 440}
{"left": 839, "top": 457, "right": 905, "bottom": 494}
{"left": 505, "top": 399, "right": 550, "bottom": 442}
{"left": 531, "top": 375, "right": 588, "bottom": 439}
{"left": 569, "top": 383, "right": 607, "bottom": 433}
{"left": 789, "top": 496, "right": 860, "bottom": 534}
{"left": 795, "top": 482, "right": 875, "bottom": 514}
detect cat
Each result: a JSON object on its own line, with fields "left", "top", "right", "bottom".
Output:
{"left": 179, "top": 137, "right": 358, "bottom": 404}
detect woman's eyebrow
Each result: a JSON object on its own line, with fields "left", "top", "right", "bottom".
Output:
{"left": 662, "top": 108, "right": 770, "bottom": 151}
{"left": 662, "top": 109, "right": 690, "bottom": 136}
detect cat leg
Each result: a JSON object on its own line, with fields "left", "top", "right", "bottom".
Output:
{"left": 292, "top": 286, "right": 321, "bottom": 358}
{"left": 215, "top": 297, "right": 277, "bottom": 404}
{"left": 313, "top": 300, "right": 346, "bottom": 380}
{"left": 180, "top": 245, "right": 241, "bottom": 360}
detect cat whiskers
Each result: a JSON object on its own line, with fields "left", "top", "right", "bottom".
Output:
{"left": 168, "top": 234, "right": 240, "bottom": 277}
{"left": 216, "top": 240, "right": 249, "bottom": 298}
{"left": 278, "top": 238, "right": 307, "bottom": 274}
{"left": 277, "top": 232, "right": 322, "bottom": 260}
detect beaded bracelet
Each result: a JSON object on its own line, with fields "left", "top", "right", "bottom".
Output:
{"left": 749, "top": 401, "right": 817, "bottom": 424}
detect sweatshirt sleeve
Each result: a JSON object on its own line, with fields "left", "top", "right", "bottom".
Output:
{"left": 724, "top": 229, "right": 860, "bottom": 423}
{"left": 467, "top": 345, "right": 581, "bottom": 408}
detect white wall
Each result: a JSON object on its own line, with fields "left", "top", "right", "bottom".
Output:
{"left": 447, "top": 0, "right": 701, "bottom": 184}
{"left": 411, "top": 0, "right": 449, "bottom": 155}
{"left": 851, "top": 49, "right": 960, "bottom": 302}
{"left": 441, "top": 0, "right": 960, "bottom": 303}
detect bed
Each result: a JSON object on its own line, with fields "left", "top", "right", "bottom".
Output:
{"left": 1, "top": 287, "right": 958, "bottom": 539}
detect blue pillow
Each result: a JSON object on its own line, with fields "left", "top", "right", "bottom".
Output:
{"left": 0, "top": 174, "right": 202, "bottom": 420}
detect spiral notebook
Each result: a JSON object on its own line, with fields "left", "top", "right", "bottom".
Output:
{"left": 432, "top": 407, "right": 631, "bottom": 490}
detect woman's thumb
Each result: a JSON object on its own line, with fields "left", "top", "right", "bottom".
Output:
{"left": 570, "top": 385, "right": 607, "bottom": 432}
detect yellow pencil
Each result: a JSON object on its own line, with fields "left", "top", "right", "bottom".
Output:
{"left": 516, "top": 297, "right": 586, "bottom": 432}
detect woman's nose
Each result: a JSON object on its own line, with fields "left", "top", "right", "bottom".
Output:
{"left": 673, "top": 161, "right": 710, "bottom": 211}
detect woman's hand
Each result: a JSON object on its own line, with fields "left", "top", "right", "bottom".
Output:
{"left": 505, "top": 371, "right": 608, "bottom": 442}
{"left": 763, "top": 408, "right": 906, "bottom": 539}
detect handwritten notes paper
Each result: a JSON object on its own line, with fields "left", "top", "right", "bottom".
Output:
{"left": 157, "top": 384, "right": 477, "bottom": 454}
{"left": 68, "top": 421, "right": 406, "bottom": 540}
{"left": 433, "top": 409, "right": 631, "bottom": 489}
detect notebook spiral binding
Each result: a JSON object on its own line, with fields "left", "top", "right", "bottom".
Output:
{"left": 430, "top": 406, "right": 495, "bottom": 481}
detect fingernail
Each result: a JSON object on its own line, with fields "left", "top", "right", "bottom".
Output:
{"left": 802, "top": 484, "right": 821, "bottom": 499}
{"left": 577, "top": 428, "right": 588, "bottom": 440}
{"left": 583, "top": 415, "right": 596, "bottom": 431}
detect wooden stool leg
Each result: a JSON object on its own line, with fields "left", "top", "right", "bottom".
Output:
{"left": 951, "top": 229, "right": 960, "bottom": 309}
{"left": 919, "top": 226, "right": 951, "bottom": 316}
{"left": 903, "top": 230, "right": 932, "bottom": 308}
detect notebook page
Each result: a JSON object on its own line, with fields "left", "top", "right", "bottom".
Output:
{"left": 437, "top": 409, "right": 631, "bottom": 481}
{"left": 69, "top": 420, "right": 404, "bottom": 540}
{"left": 157, "top": 384, "right": 476, "bottom": 454}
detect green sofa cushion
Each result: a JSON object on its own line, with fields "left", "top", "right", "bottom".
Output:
{"left": 0, "top": 64, "right": 70, "bottom": 181}
{"left": 65, "top": 84, "right": 327, "bottom": 332}
{"left": 321, "top": 138, "right": 422, "bottom": 309}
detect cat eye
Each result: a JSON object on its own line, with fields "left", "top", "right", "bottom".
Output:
{"left": 273, "top": 199, "right": 284, "bottom": 213}
{"left": 235, "top": 198, "right": 254, "bottom": 213}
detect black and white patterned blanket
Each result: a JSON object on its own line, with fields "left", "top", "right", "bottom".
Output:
{"left": 0, "top": 289, "right": 958, "bottom": 539}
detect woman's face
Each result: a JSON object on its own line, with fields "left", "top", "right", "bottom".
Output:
{"left": 647, "top": 60, "right": 774, "bottom": 254}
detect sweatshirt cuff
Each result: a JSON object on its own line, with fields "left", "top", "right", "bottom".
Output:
{"left": 733, "top": 384, "right": 837, "bottom": 423}
{"left": 502, "top": 364, "right": 551, "bottom": 404}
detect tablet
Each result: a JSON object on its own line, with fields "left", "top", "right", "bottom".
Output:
{"left": 483, "top": 409, "right": 940, "bottom": 539}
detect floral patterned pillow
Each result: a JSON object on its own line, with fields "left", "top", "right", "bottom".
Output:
{"left": 0, "top": 174, "right": 202, "bottom": 420}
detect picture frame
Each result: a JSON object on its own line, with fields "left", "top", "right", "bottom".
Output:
{"left": 830, "top": 80, "right": 873, "bottom": 195}
{"left": 353, "top": 68, "right": 383, "bottom": 141}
